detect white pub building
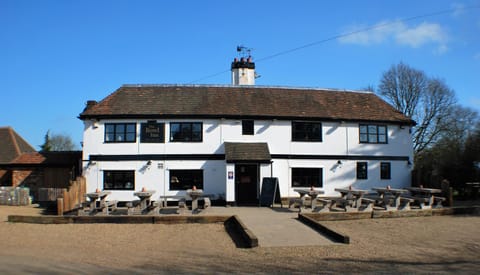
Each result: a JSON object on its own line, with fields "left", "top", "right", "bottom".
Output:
{"left": 79, "top": 57, "right": 415, "bottom": 204}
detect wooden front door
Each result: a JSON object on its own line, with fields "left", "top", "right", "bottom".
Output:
{"left": 235, "top": 164, "right": 258, "bottom": 205}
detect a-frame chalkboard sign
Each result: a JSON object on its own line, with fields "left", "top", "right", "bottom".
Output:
{"left": 259, "top": 177, "right": 282, "bottom": 207}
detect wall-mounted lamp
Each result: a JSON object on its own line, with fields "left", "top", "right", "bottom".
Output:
{"left": 407, "top": 160, "right": 412, "bottom": 167}
{"left": 87, "top": 160, "right": 96, "bottom": 167}
{"left": 337, "top": 160, "right": 343, "bottom": 165}
{"left": 146, "top": 160, "right": 152, "bottom": 166}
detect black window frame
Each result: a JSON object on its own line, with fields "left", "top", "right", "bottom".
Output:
{"left": 380, "top": 162, "right": 391, "bottom": 180}
{"left": 103, "top": 170, "right": 135, "bottom": 190}
{"left": 169, "top": 122, "right": 203, "bottom": 142}
{"left": 169, "top": 169, "right": 204, "bottom": 190}
{"left": 357, "top": 162, "right": 368, "bottom": 180}
{"left": 292, "top": 121, "right": 323, "bottom": 142}
{"left": 105, "top": 123, "right": 136, "bottom": 143}
{"left": 359, "top": 124, "right": 388, "bottom": 144}
{"left": 140, "top": 122, "right": 165, "bottom": 143}
{"left": 242, "top": 120, "right": 254, "bottom": 135}
{"left": 291, "top": 168, "right": 323, "bottom": 188}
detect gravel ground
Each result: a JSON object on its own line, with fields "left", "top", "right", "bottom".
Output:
{"left": 0, "top": 205, "right": 479, "bottom": 274}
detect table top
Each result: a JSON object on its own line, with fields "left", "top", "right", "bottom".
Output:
{"left": 294, "top": 188, "right": 325, "bottom": 196}
{"left": 133, "top": 190, "right": 156, "bottom": 197}
{"left": 187, "top": 189, "right": 204, "bottom": 197}
{"left": 86, "top": 191, "right": 111, "bottom": 199}
{"left": 335, "top": 188, "right": 368, "bottom": 195}
{"left": 372, "top": 187, "right": 408, "bottom": 194}
{"left": 406, "top": 187, "right": 442, "bottom": 194}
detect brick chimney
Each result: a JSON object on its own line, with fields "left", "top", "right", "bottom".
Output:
{"left": 231, "top": 56, "right": 255, "bottom": 85}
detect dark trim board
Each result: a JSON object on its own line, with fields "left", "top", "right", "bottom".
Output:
{"left": 79, "top": 114, "right": 415, "bottom": 126}
{"left": 89, "top": 154, "right": 226, "bottom": 161}
{"left": 271, "top": 154, "right": 410, "bottom": 161}
{"left": 87, "top": 154, "right": 409, "bottom": 162}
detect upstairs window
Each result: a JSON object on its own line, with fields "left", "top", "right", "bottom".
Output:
{"left": 292, "top": 121, "right": 322, "bottom": 142}
{"left": 359, "top": 124, "right": 387, "bottom": 144}
{"left": 242, "top": 120, "right": 254, "bottom": 135}
{"left": 105, "top": 123, "right": 136, "bottom": 143}
{"left": 170, "top": 122, "right": 202, "bottom": 142}
{"left": 357, "top": 162, "right": 368, "bottom": 180}
{"left": 291, "top": 168, "right": 323, "bottom": 188}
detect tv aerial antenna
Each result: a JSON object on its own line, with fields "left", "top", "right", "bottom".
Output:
{"left": 236, "top": 45, "right": 252, "bottom": 58}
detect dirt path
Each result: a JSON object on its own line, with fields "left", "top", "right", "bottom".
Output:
{"left": 0, "top": 205, "right": 479, "bottom": 274}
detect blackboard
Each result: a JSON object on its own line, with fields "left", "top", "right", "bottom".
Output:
{"left": 259, "top": 177, "right": 282, "bottom": 207}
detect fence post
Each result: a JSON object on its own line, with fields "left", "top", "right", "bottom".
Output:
{"left": 57, "top": 198, "right": 64, "bottom": 216}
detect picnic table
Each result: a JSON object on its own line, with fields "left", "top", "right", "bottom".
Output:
{"left": 292, "top": 188, "right": 325, "bottom": 211}
{"left": 78, "top": 191, "right": 116, "bottom": 215}
{"left": 372, "top": 187, "right": 408, "bottom": 211}
{"left": 405, "top": 187, "right": 444, "bottom": 209}
{"left": 187, "top": 189, "right": 204, "bottom": 214}
{"left": 128, "top": 190, "right": 158, "bottom": 215}
{"left": 333, "top": 188, "right": 372, "bottom": 212}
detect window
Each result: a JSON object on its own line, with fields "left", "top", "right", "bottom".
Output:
{"left": 357, "top": 162, "right": 368, "bottom": 179}
{"left": 380, "top": 162, "right": 391, "bottom": 180}
{"left": 169, "top": 170, "right": 203, "bottom": 190}
{"left": 141, "top": 122, "right": 165, "bottom": 143}
{"left": 105, "top": 123, "right": 136, "bottom": 143}
{"left": 359, "top": 124, "right": 387, "bottom": 144}
{"left": 170, "top": 122, "right": 202, "bottom": 142}
{"left": 291, "top": 168, "right": 323, "bottom": 188}
{"left": 242, "top": 120, "right": 254, "bottom": 135}
{"left": 292, "top": 121, "right": 322, "bottom": 141}
{"left": 104, "top": 171, "right": 134, "bottom": 190}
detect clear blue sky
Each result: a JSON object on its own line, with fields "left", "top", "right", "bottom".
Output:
{"left": 2, "top": 0, "right": 479, "bottom": 150}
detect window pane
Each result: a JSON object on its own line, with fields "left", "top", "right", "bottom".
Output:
{"left": 126, "top": 124, "right": 136, "bottom": 133}
{"left": 378, "top": 134, "right": 387, "bottom": 143}
{"left": 126, "top": 133, "right": 136, "bottom": 141}
{"left": 378, "top": 126, "right": 386, "bottom": 134}
{"left": 368, "top": 134, "right": 378, "bottom": 143}
{"left": 105, "top": 124, "right": 115, "bottom": 133}
{"left": 360, "top": 134, "right": 368, "bottom": 143}
{"left": 368, "top": 125, "right": 377, "bottom": 134}
{"left": 359, "top": 125, "right": 367, "bottom": 134}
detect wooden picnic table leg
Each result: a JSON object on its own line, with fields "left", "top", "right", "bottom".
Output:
{"left": 192, "top": 197, "right": 198, "bottom": 214}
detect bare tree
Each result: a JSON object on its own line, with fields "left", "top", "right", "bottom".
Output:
{"left": 378, "top": 63, "right": 456, "bottom": 154}
{"left": 41, "top": 131, "right": 78, "bottom": 151}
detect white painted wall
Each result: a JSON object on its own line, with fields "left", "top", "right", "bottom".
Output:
{"left": 82, "top": 118, "right": 413, "bottom": 201}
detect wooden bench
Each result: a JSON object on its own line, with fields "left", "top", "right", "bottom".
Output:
{"left": 330, "top": 198, "right": 355, "bottom": 212}
{"left": 402, "top": 195, "right": 431, "bottom": 209}
{"left": 359, "top": 197, "right": 375, "bottom": 212}
{"left": 433, "top": 196, "right": 446, "bottom": 208}
{"left": 312, "top": 198, "right": 331, "bottom": 213}
{"left": 288, "top": 197, "right": 304, "bottom": 210}
{"left": 399, "top": 197, "right": 414, "bottom": 210}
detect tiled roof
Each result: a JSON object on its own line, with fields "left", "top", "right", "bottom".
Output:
{"left": 8, "top": 151, "right": 82, "bottom": 166}
{"left": 225, "top": 142, "right": 271, "bottom": 163}
{"left": 79, "top": 85, "right": 414, "bottom": 125}
{"left": 0, "top": 127, "right": 36, "bottom": 164}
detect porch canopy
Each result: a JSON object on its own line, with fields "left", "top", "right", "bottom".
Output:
{"left": 224, "top": 142, "right": 271, "bottom": 163}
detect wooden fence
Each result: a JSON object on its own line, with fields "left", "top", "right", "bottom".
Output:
{"left": 60, "top": 176, "right": 86, "bottom": 213}
{"left": 38, "top": 176, "right": 86, "bottom": 215}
